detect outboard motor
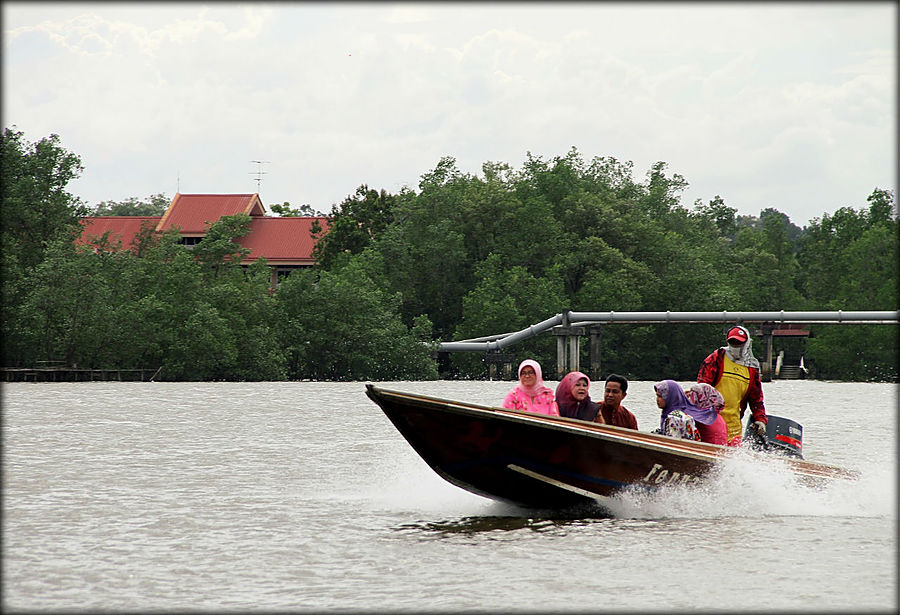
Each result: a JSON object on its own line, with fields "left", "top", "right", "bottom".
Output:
{"left": 745, "top": 414, "right": 804, "bottom": 459}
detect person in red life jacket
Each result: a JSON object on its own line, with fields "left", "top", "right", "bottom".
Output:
{"left": 502, "top": 359, "right": 559, "bottom": 416}
{"left": 555, "top": 371, "right": 603, "bottom": 422}
{"left": 697, "top": 325, "right": 768, "bottom": 446}
{"left": 595, "top": 374, "right": 639, "bottom": 429}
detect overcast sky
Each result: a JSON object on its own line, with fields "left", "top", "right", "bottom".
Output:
{"left": 3, "top": 2, "right": 896, "bottom": 226}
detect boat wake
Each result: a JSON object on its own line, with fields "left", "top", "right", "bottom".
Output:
{"left": 602, "top": 448, "right": 895, "bottom": 520}
{"left": 369, "top": 444, "right": 893, "bottom": 524}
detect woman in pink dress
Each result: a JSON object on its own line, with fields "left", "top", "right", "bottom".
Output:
{"left": 502, "top": 359, "right": 559, "bottom": 416}
{"left": 654, "top": 379, "right": 727, "bottom": 445}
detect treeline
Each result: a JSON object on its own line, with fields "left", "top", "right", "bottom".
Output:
{"left": 2, "top": 127, "right": 897, "bottom": 381}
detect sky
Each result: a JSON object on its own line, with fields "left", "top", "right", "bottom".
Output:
{"left": 2, "top": 2, "right": 896, "bottom": 226}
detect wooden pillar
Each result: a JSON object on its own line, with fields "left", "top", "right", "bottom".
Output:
{"left": 758, "top": 324, "right": 774, "bottom": 382}
{"left": 556, "top": 334, "right": 567, "bottom": 379}
{"left": 568, "top": 335, "right": 580, "bottom": 374}
{"left": 589, "top": 325, "right": 602, "bottom": 381}
{"left": 553, "top": 319, "right": 587, "bottom": 379}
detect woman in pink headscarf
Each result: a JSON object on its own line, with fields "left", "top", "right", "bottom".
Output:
{"left": 502, "top": 359, "right": 559, "bottom": 416}
{"left": 685, "top": 382, "right": 728, "bottom": 445}
{"left": 654, "top": 379, "right": 727, "bottom": 444}
{"left": 555, "top": 371, "right": 602, "bottom": 422}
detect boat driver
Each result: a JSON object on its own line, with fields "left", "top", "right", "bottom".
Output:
{"left": 697, "top": 325, "right": 768, "bottom": 446}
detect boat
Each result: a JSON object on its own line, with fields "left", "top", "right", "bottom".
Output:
{"left": 365, "top": 384, "right": 858, "bottom": 512}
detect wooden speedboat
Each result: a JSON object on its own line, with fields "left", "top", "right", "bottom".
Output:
{"left": 365, "top": 385, "right": 858, "bottom": 511}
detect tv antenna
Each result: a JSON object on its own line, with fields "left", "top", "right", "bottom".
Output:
{"left": 249, "top": 160, "right": 270, "bottom": 191}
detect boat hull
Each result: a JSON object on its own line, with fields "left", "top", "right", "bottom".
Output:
{"left": 366, "top": 385, "right": 857, "bottom": 511}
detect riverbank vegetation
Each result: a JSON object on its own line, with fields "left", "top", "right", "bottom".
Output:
{"left": 3, "top": 127, "right": 897, "bottom": 381}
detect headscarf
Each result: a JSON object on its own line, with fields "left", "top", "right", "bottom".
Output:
{"left": 722, "top": 325, "right": 760, "bottom": 369}
{"left": 685, "top": 382, "right": 725, "bottom": 414}
{"left": 555, "top": 371, "right": 601, "bottom": 421}
{"left": 515, "top": 359, "right": 551, "bottom": 398}
{"left": 654, "top": 379, "right": 718, "bottom": 430}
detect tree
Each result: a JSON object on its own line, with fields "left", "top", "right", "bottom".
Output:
{"left": 452, "top": 254, "right": 567, "bottom": 377}
{"left": 311, "top": 185, "right": 398, "bottom": 270}
{"left": 93, "top": 193, "right": 169, "bottom": 216}
{"left": 276, "top": 257, "right": 439, "bottom": 380}
{"left": 1, "top": 127, "right": 87, "bottom": 271}
{"left": 796, "top": 189, "right": 898, "bottom": 380}
{"left": 192, "top": 213, "right": 252, "bottom": 278}
{"left": 640, "top": 161, "right": 689, "bottom": 218}
{"left": 269, "top": 201, "right": 324, "bottom": 217}
{"left": 694, "top": 195, "right": 737, "bottom": 238}
{"left": 2, "top": 127, "right": 87, "bottom": 366}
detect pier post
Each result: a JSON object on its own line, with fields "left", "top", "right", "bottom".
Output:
{"left": 568, "top": 335, "right": 580, "bottom": 375}
{"left": 589, "top": 325, "right": 602, "bottom": 381}
{"left": 757, "top": 324, "right": 774, "bottom": 382}
{"left": 556, "top": 334, "right": 567, "bottom": 379}
{"left": 555, "top": 310, "right": 571, "bottom": 379}
{"left": 552, "top": 314, "right": 586, "bottom": 379}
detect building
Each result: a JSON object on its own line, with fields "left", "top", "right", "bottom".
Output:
{"left": 77, "top": 193, "right": 329, "bottom": 285}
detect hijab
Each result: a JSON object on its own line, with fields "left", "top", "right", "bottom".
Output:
{"left": 516, "top": 359, "right": 552, "bottom": 398}
{"left": 555, "top": 371, "right": 601, "bottom": 421}
{"left": 685, "top": 382, "right": 725, "bottom": 414}
{"left": 723, "top": 325, "right": 760, "bottom": 369}
{"left": 654, "top": 379, "right": 718, "bottom": 429}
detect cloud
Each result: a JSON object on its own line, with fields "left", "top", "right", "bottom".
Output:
{"left": 2, "top": 3, "right": 895, "bottom": 223}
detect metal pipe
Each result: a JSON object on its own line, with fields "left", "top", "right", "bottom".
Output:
{"left": 567, "top": 310, "right": 899, "bottom": 323}
{"left": 450, "top": 331, "right": 517, "bottom": 343}
{"left": 438, "top": 310, "right": 899, "bottom": 352}
{"left": 439, "top": 313, "right": 564, "bottom": 352}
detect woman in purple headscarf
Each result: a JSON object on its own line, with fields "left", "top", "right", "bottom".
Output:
{"left": 654, "top": 379, "right": 727, "bottom": 444}
{"left": 502, "top": 359, "right": 559, "bottom": 416}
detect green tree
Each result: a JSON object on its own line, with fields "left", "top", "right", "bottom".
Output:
{"left": 452, "top": 254, "right": 567, "bottom": 377}
{"left": 694, "top": 195, "right": 737, "bottom": 238}
{"left": 269, "top": 201, "right": 323, "bottom": 216}
{"left": 276, "top": 256, "right": 439, "bottom": 381}
{"left": 93, "top": 193, "right": 169, "bottom": 216}
{"left": 2, "top": 127, "right": 88, "bottom": 366}
{"left": 312, "top": 185, "right": 398, "bottom": 270}
{"left": 192, "top": 213, "right": 252, "bottom": 279}
{"left": 796, "top": 189, "right": 898, "bottom": 380}
{"left": 1, "top": 127, "right": 87, "bottom": 271}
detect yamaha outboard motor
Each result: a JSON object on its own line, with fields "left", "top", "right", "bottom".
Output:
{"left": 744, "top": 414, "right": 804, "bottom": 459}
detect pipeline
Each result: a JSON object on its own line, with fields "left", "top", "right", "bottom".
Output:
{"left": 438, "top": 310, "right": 900, "bottom": 352}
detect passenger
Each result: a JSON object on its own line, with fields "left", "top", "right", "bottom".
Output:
{"left": 684, "top": 382, "right": 729, "bottom": 445}
{"left": 555, "top": 371, "right": 603, "bottom": 422}
{"left": 502, "top": 359, "right": 559, "bottom": 416}
{"left": 654, "top": 379, "right": 724, "bottom": 444}
{"left": 595, "top": 373, "right": 639, "bottom": 429}
{"left": 697, "top": 325, "right": 768, "bottom": 446}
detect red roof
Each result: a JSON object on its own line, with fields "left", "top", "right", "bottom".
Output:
{"left": 76, "top": 194, "right": 329, "bottom": 266}
{"left": 157, "top": 193, "right": 265, "bottom": 234}
{"left": 77, "top": 217, "right": 161, "bottom": 250}
{"left": 239, "top": 217, "right": 330, "bottom": 265}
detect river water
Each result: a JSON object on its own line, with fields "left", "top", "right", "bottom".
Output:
{"left": 2, "top": 380, "right": 896, "bottom": 612}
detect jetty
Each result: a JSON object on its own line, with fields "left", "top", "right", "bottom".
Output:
{"left": 2, "top": 364, "right": 161, "bottom": 382}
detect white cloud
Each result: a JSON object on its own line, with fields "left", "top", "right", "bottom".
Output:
{"left": 2, "top": 2, "right": 895, "bottom": 223}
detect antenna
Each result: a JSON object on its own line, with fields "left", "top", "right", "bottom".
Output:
{"left": 249, "top": 160, "right": 270, "bottom": 191}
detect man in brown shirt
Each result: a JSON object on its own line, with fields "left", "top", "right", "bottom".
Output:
{"left": 594, "top": 374, "right": 639, "bottom": 429}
